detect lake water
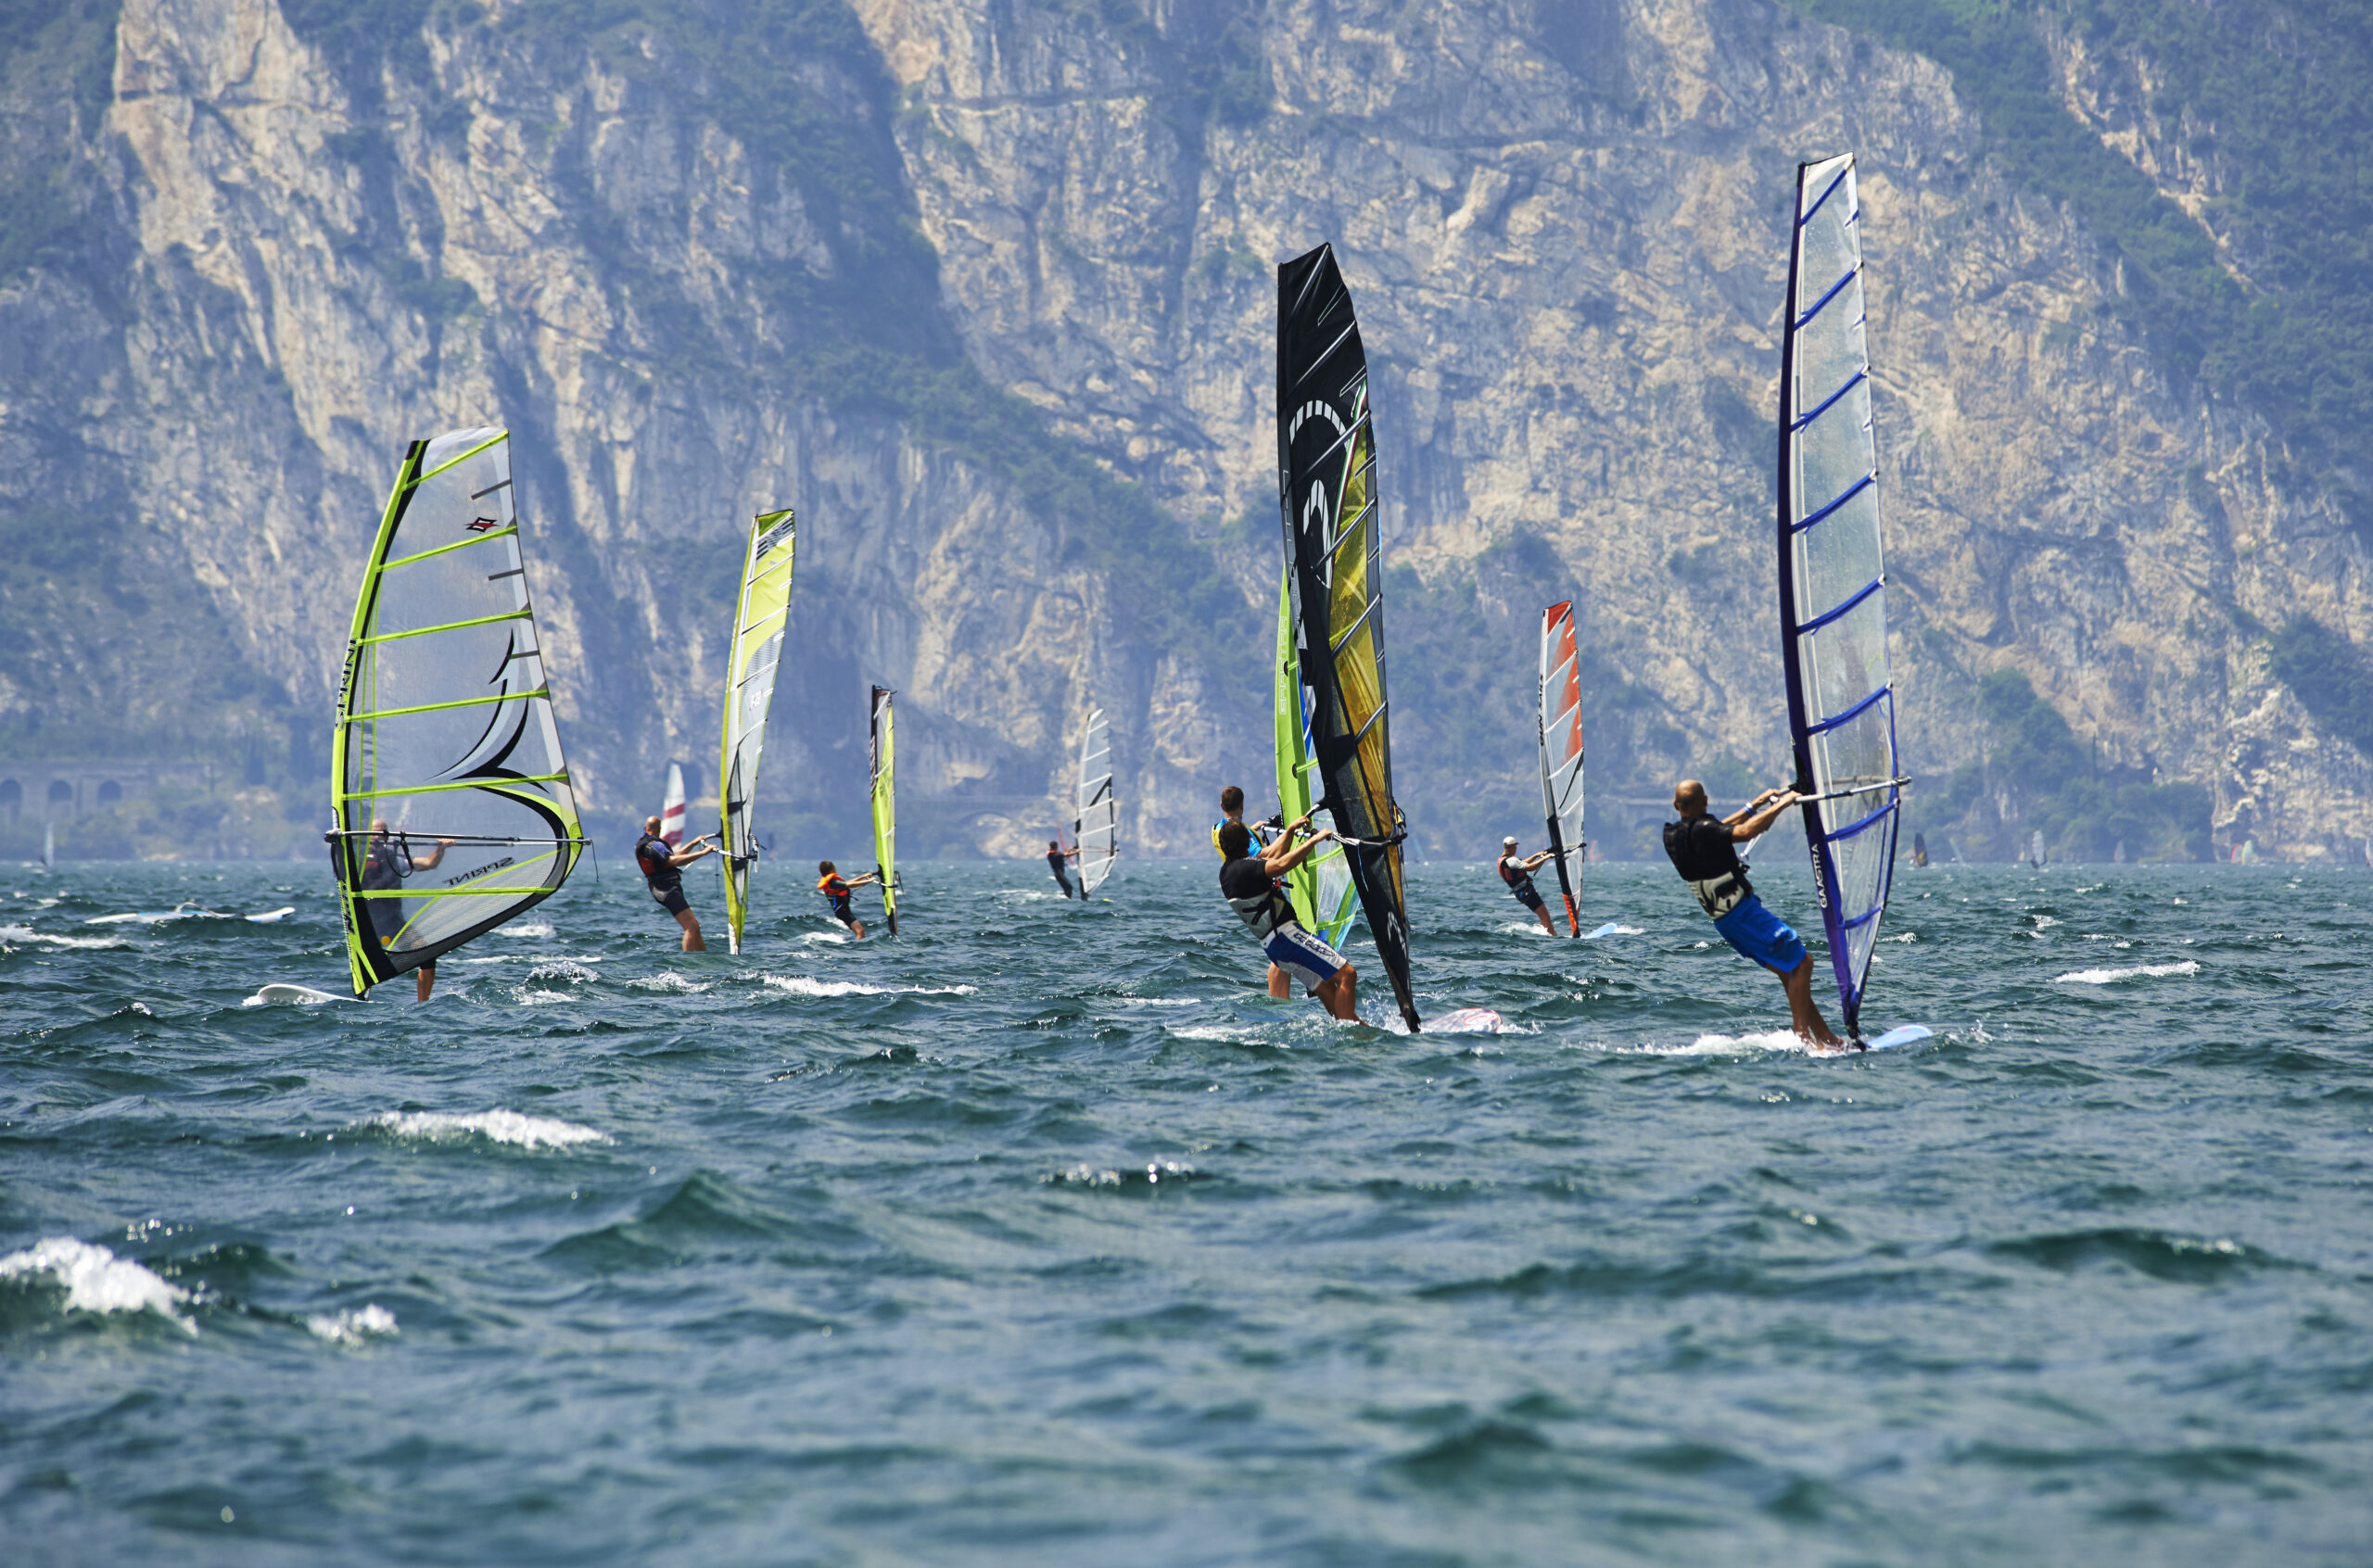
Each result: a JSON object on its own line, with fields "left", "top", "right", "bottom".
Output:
{"left": 3, "top": 857, "right": 2368, "bottom": 1563}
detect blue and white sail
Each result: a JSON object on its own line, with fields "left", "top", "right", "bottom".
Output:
{"left": 1776, "top": 154, "right": 1901, "bottom": 1040}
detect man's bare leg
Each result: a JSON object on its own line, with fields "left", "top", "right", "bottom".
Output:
{"left": 845, "top": 917, "right": 867, "bottom": 940}
{"left": 1268, "top": 961, "right": 1289, "bottom": 1000}
{"left": 1315, "top": 962, "right": 1359, "bottom": 1021}
{"left": 675, "top": 907, "right": 706, "bottom": 953}
{"left": 1534, "top": 906, "right": 1556, "bottom": 936}
{"left": 416, "top": 961, "right": 436, "bottom": 1002}
{"left": 1782, "top": 955, "right": 1846, "bottom": 1047}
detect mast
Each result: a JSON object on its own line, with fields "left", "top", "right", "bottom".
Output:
{"left": 1277, "top": 243, "right": 1420, "bottom": 1031}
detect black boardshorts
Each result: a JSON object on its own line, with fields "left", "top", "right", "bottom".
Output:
{"left": 649, "top": 881, "right": 691, "bottom": 917}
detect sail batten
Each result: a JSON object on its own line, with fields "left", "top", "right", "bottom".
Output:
{"left": 1073, "top": 707, "right": 1117, "bottom": 896}
{"left": 1775, "top": 155, "right": 1902, "bottom": 1040}
{"left": 329, "top": 427, "right": 583, "bottom": 996}
{"left": 717, "top": 508, "right": 796, "bottom": 955}
{"left": 1277, "top": 243, "right": 1420, "bottom": 1031}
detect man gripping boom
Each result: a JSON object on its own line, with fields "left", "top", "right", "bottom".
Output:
{"left": 1217, "top": 815, "right": 1358, "bottom": 1021}
{"left": 1662, "top": 779, "right": 1845, "bottom": 1049}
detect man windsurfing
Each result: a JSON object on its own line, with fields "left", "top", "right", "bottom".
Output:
{"left": 1217, "top": 815, "right": 1358, "bottom": 1020}
{"left": 1496, "top": 835, "right": 1558, "bottom": 935}
{"left": 1047, "top": 838, "right": 1080, "bottom": 900}
{"left": 1212, "top": 784, "right": 1290, "bottom": 998}
{"left": 636, "top": 816, "right": 717, "bottom": 952}
{"left": 816, "top": 859, "right": 880, "bottom": 939}
{"left": 1662, "top": 780, "right": 1844, "bottom": 1048}
{"left": 360, "top": 819, "right": 455, "bottom": 1000}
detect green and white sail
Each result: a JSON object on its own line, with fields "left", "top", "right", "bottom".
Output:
{"left": 717, "top": 507, "right": 795, "bottom": 955}
{"left": 329, "top": 427, "right": 583, "bottom": 996}
{"left": 869, "top": 684, "right": 898, "bottom": 935}
{"left": 1272, "top": 569, "right": 1358, "bottom": 946}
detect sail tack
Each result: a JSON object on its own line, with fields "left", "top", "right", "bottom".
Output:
{"left": 1777, "top": 155, "right": 1902, "bottom": 1038}
{"left": 1273, "top": 568, "right": 1359, "bottom": 947}
{"left": 718, "top": 508, "right": 795, "bottom": 955}
{"left": 1073, "top": 707, "right": 1117, "bottom": 896}
{"left": 1277, "top": 243, "right": 1420, "bottom": 1031}
{"left": 1537, "top": 601, "right": 1586, "bottom": 939}
{"left": 330, "top": 427, "right": 582, "bottom": 995}
{"left": 869, "top": 685, "right": 898, "bottom": 935}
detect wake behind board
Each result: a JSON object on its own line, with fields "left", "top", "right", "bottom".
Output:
{"left": 1381, "top": 1005, "right": 1504, "bottom": 1035}
{"left": 245, "top": 983, "right": 351, "bottom": 1005}
{"left": 1812, "top": 1024, "right": 1933, "bottom": 1058}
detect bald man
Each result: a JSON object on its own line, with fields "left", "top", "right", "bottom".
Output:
{"left": 1663, "top": 779, "right": 1844, "bottom": 1048}
{"left": 635, "top": 815, "right": 717, "bottom": 951}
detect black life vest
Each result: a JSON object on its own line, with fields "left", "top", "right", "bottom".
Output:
{"left": 1219, "top": 854, "right": 1296, "bottom": 939}
{"left": 1663, "top": 816, "right": 1751, "bottom": 918}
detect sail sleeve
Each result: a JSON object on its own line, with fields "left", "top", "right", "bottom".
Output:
{"left": 1073, "top": 707, "right": 1118, "bottom": 895}
{"left": 718, "top": 508, "right": 795, "bottom": 955}
{"left": 329, "top": 427, "right": 583, "bottom": 995}
{"left": 1277, "top": 243, "right": 1420, "bottom": 1031}
{"left": 1537, "top": 601, "right": 1586, "bottom": 937}
{"left": 869, "top": 685, "right": 898, "bottom": 935}
{"left": 1777, "top": 154, "right": 1901, "bottom": 1037}
{"left": 1273, "top": 567, "right": 1359, "bottom": 946}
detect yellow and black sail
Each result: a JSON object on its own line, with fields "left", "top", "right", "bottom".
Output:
{"left": 718, "top": 508, "right": 795, "bottom": 954}
{"left": 1276, "top": 244, "right": 1420, "bottom": 1032}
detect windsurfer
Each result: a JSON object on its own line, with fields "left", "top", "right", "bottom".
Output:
{"left": 636, "top": 816, "right": 717, "bottom": 951}
{"left": 816, "top": 860, "right": 879, "bottom": 939}
{"left": 361, "top": 819, "right": 455, "bottom": 1001}
{"left": 1496, "top": 835, "right": 1559, "bottom": 935}
{"left": 1047, "top": 840, "right": 1080, "bottom": 900}
{"left": 1212, "top": 785, "right": 1289, "bottom": 997}
{"left": 1662, "top": 780, "right": 1845, "bottom": 1048}
{"left": 1218, "top": 816, "right": 1358, "bottom": 1020}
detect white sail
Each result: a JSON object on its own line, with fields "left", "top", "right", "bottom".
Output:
{"left": 660, "top": 761, "right": 687, "bottom": 850}
{"left": 869, "top": 685, "right": 898, "bottom": 935}
{"left": 1536, "top": 601, "right": 1586, "bottom": 936}
{"left": 1073, "top": 707, "right": 1117, "bottom": 896}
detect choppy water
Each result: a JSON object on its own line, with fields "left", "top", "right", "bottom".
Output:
{"left": 4, "top": 858, "right": 2369, "bottom": 1564}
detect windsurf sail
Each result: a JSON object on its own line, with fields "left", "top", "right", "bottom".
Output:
{"left": 2030, "top": 829, "right": 2046, "bottom": 867}
{"left": 1777, "top": 155, "right": 1902, "bottom": 1041}
{"left": 40, "top": 822, "right": 51, "bottom": 869}
{"left": 660, "top": 762, "right": 687, "bottom": 850}
{"left": 869, "top": 684, "right": 898, "bottom": 935}
{"left": 1072, "top": 706, "right": 1118, "bottom": 896}
{"left": 1912, "top": 830, "right": 1928, "bottom": 867}
{"left": 1536, "top": 601, "right": 1586, "bottom": 938}
{"left": 1273, "top": 569, "right": 1359, "bottom": 947}
{"left": 328, "top": 427, "right": 583, "bottom": 996}
{"left": 717, "top": 508, "right": 796, "bottom": 955}
{"left": 1278, "top": 243, "right": 1420, "bottom": 1031}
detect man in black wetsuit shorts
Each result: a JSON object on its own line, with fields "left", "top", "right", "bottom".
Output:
{"left": 1496, "top": 834, "right": 1558, "bottom": 935}
{"left": 1047, "top": 840, "right": 1080, "bottom": 899}
{"left": 635, "top": 815, "right": 717, "bottom": 951}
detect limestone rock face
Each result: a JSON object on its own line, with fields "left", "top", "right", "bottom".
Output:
{"left": 1, "top": 0, "right": 2367, "bottom": 864}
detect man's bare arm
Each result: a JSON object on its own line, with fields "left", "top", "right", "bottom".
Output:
{"left": 1731, "top": 790, "right": 1800, "bottom": 842}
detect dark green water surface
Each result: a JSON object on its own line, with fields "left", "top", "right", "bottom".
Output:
{"left": 3, "top": 859, "right": 2368, "bottom": 1564}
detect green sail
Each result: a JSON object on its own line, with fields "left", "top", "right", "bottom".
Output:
{"left": 718, "top": 508, "right": 795, "bottom": 954}
{"left": 1273, "top": 568, "right": 1358, "bottom": 947}
{"left": 869, "top": 685, "right": 898, "bottom": 935}
{"left": 329, "top": 427, "right": 583, "bottom": 995}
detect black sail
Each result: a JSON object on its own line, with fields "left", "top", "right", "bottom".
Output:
{"left": 1277, "top": 244, "right": 1420, "bottom": 1032}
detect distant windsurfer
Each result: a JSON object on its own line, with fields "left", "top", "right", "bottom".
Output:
{"left": 360, "top": 819, "right": 455, "bottom": 1001}
{"left": 1047, "top": 839, "right": 1080, "bottom": 900}
{"left": 1662, "top": 780, "right": 1844, "bottom": 1048}
{"left": 1496, "top": 835, "right": 1559, "bottom": 935}
{"left": 636, "top": 816, "right": 717, "bottom": 952}
{"left": 1217, "top": 816, "right": 1358, "bottom": 1020}
{"left": 1212, "top": 785, "right": 1289, "bottom": 996}
{"left": 816, "top": 860, "right": 880, "bottom": 939}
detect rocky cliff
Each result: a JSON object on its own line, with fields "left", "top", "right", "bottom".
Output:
{"left": 0, "top": 0, "right": 2367, "bottom": 862}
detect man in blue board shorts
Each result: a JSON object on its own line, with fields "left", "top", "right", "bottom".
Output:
{"left": 1213, "top": 785, "right": 1290, "bottom": 998}
{"left": 636, "top": 816, "right": 717, "bottom": 951}
{"left": 1217, "top": 815, "right": 1359, "bottom": 1020}
{"left": 1662, "top": 779, "right": 1846, "bottom": 1048}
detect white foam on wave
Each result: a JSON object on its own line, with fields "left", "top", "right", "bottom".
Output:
{"left": 0, "top": 923, "right": 128, "bottom": 950}
{"left": 305, "top": 1303, "right": 398, "bottom": 1345}
{"left": 1168, "top": 1024, "right": 1253, "bottom": 1043}
{"left": 802, "top": 930, "right": 851, "bottom": 945}
{"left": 628, "top": 972, "right": 709, "bottom": 994}
{"left": 243, "top": 983, "right": 347, "bottom": 1006}
{"left": 2051, "top": 959, "right": 2199, "bottom": 985}
{"left": 509, "top": 922, "right": 554, "bottom": 939}
{"left": 368, "top": 1109, "right": 610, "bottom": 1150}
{"left": 1596, "top": 1028, "right": 1810, "bottom": 1058}
{"left": 526, "top": 960, "right": 601, "bottom": 985}
{"left": 762, "top": 974, "right": 977, "bottom": 998}
{"left": 1115, "top": 996, "right": 1199, "bottom": 1007}
{"left": 0, "top": 1237, "right": 194, "bottom": 1331}
{"left": 1883, "top": 931, "right": 1918, "bottom": 942}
